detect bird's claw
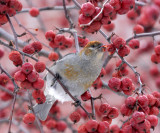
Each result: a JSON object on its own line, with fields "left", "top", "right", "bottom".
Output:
{"left": 72, "top": 100, "right": 81, "bottom": 107}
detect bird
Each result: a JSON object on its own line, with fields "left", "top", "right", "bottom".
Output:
{"left": 33, "top": 41, "right": 106, "bottom": 121}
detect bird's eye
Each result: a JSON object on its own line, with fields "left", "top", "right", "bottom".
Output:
{"left": 91, "top": 44, "right": 95, "bottom": 48}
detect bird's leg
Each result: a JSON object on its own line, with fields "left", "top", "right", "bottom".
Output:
{"left": 51, "top": 73, "right": 61, "bottom": 87}
{"left": 72, "top": 98, "right": 81, "bottom": 107}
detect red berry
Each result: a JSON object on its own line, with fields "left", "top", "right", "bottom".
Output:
{"left": 136, "top": 119, "right": 151, "bottom": 133}
{"left": 132, "top": 111, "right": 145, "bottom": 124}
{"left": 45, "top": 30, "right": 56, "bottom": 41}
{"left": 69, "top": 111, "right": 81, "bottom": 123}
{"left": 78, "top": 124, "right": 87, "bottom": 133}
{"left": 109, "top": 0, "right": 121, "bottom": 10}
{"left": 9, "top": 51, "right": 21, "bottom": 62}
{"left": 102, "top": 116, "right": 112, "bottom": 124}
{"left": 64, "top": 37, "right": 73, "bottom": 48}
{"left": 120, "top": 104, "right": 133, "bottom": 116}
{"left": 78, "top": 37, "right": 89, "bottom": 47}
{"left": 150, "top": 66, "right": 159, "bottom": 77}
{"left": 14, "top": 70, "right": 26, "bottom": 82}
{"left": 31, "top": 41, "right": 42, "bottom": 52}
{"left": 0, "top": 74, "right": 9, "bottom": 86}
{"left": 99, "top": 103, "right": 112, "bottom": 115}
{"left": 34, "top": 62, "right": 46, "bottom": 73}
{"left": 97, "top": 121, "right": 109, "bottom": 133}
{"left": 127, "top": 9, "right": 138, "bottom": 20}
{"left": 103, "top": 3, "right": 114, "bottom": 17}
{"left": 107, "top": 44, "right": 116, "bottom": 54}
{"left": 109, "top": 124, "right": 120, "bottom": 133}
{"left": 103, "top": 23, "right": 115, "bottom": 32}
{"left": 128, "top": 39, "right": 140, "bottom": 49}
{"left": 154, "top": 45, "right": 160, "bottom": 55}
{"left": 21, "top": 62, "right": 33, "bottom": 75}
{"left": 49, "top": 41, "right": 59, "bottom": 48}
{"left": 101, "top": 16, "right": 111, "bottom": 25}
{"left": 92, "top": 7, "right": 103, "bottom": 21}
{"left": 108, "top": 107, "right": 119, "bottom": 119}
{"left": 29, "top": 7, "right": 39, "bottom": 17}
{"left": 125, "top": 96, "right": 136, "bottom": 109}
{"left": 147, "top": 94, "right": 157, "bottom": 107}
{"left": 20, "top": 80, "right": 32, "bottom": 90}
{"left": 32, "top": 89, "right": 45, "bottom": 99}
{"left": 46, "top": 120, "right": 57, "bottom": 130}
{"left": 23, "top": 113, "right": 35, "bottom": 125}
{"left": 118, "top": 45, "right": 130, "bottom": 57}
{"left": 133, "top": 24, "right": 144, "bottom": 34}
{"left": 32, "top": 78, "right": 44, "bottom": 89}
{"left": 151, "top": 53, "right": 160, "bottom": 64}
{"left": 138, "top": 95, "right": 149, "bottom": 108}
{"left": 81, "top": 91, "right": 91, "bottom": 101}
{"left": 56, "top": 121, "right": 67, "bottom": 132}
{"left": 108, "top": 77, "right": 122, "bottom": 92}
{"left": 81, "top": 2, "right": 95, "bottom": 17}
{"left": 92, "top": 78, "right": 103, "bottom": 89}
{"left": 23, "top": 45, "right": 35, "bottom": 54}
{"left": 121, "top": 78, "right": 133, "bottom": 91}
{"left": 99, "top": 68, "right": 106, "bottom": 77}
{"left": 27, "top": 71, "right": 39, "bottom": 83}
{"left": 149, "top": 106, "right": 159, "bottom": 115}
{"left": 84, "top": 21, "right": 101, "bottom": 33}
{"left": 112, "top": 37, "right": 126, "bottom": 49}
{"left": 48, "top": 52, "right": 59, "bottom": 61}
{"left": 54, "top": 34, "right": 66, "bottom": 46}
{"left": 146, "top": 115, "right": 158, "bottom": 128}
{"left": 85, "top": 120, "right": 99, "bottom": 132}
{"left": 78, "top": 14, "right": 92, "bottom": 25}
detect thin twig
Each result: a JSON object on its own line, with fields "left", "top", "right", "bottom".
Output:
{"left": 116, "top": 50, "right": 143, "bottom": 94}
{"left": 27, "top": 90, "right": 44, "bottom": 133}
{"left": 126, "top": 31, "right": 160, "bottom": 43}
{"left": 13, "top": 16, "right": 51, "bottom": 49}
{"left": 6, "top": 14, "right": 18, "bottom": 50}
{"left": 0, "top": 65, "right": 19, "bottom": 133}
{"left": 63, "top": 0, "right": 74, "bottom": 29}
{"left": 18, "top": 5, "right": 77, "bottom": 14}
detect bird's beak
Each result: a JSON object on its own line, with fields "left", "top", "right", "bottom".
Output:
{"left": 98, "top": 44, "right": 107, "bottom": 52}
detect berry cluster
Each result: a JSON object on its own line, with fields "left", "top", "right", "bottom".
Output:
{"left": 14, "top": 62, "right": 45, "bottom": 104}
{"left": 99, "top": 103, "right": 119, "bottom": 123}
{"left": 78, "top": 36, "right": 90, "bottom": 47}
{"left": 151, "top": 45, "right": 160, "bottom": 64}
{"left": 23, "top": 41, "right": 43, "bottom": 55}
{"left": 107, "top": 35, "right": 130, "bottom": 57}
{"left": 112, "top": 60, "right": 129, "bottom": 78}
{"left": 108, "top": 76, "right": 135, "bottom": 95}
{"left": 78, "top": 0, "right": 135, "bottom": 33}
{"left": 121, "top": 93, "right": 159, "bottom": 117}
{"left": 45, "top": 30, "right": 73, "bottom": 50}
{"left": 120, "top": 92, "right": 160, "bottom": 132}
{"left": 0, "top": 0, "right": 22, "bottom": 26}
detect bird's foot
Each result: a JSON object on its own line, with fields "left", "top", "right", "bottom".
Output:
{"left": 72, "top": 99, "right": 81, "bottom": 107}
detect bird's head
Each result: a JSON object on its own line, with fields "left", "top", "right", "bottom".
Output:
{"left": 79, "top": 41, "right": 106, "bottom": 60}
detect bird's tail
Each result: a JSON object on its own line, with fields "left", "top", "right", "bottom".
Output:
{"left": 33, "top": 95, "right": 55, "bottom": 121}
